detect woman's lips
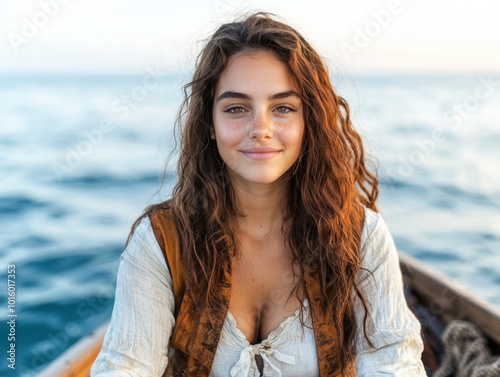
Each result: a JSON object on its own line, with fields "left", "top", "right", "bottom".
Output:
{"left": 240, "top": 147, "right": 281, "bottom": 160}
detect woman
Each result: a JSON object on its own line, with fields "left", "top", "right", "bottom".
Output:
{"left": 91, "top": 12, "right": 425, "bottom": 377}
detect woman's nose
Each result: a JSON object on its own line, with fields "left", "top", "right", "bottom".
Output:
{"left": 249, "top": 111, "right": 272, "bottom": 140}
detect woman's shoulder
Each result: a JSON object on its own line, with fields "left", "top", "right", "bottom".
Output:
{"left": 360, "top": 207, "right": 384, "bottom": 244}
{"left": 143, "top": 202, "right": 177, "bottom": 230}
{"left": 359, "top": 207, "right": 396, "bottom": 259}
{"left": 143, "top": 202, "right": 179, "bottom": 248}
{"left": 358, "top": 207, "right": 401, "bottom": 281}
{"left": 121, "top": 214, "right": 171, "bottom": 278}
{"left": 128, "top": 214, "right": 155, "bottom": 244}
{"left": 128, "top": 203, "right": 175, "bottom": 243}
{"left": 126, "top": 202, "right": 176, "bottom": 256}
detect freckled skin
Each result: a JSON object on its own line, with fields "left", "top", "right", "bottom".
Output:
{"left": 212, "top": 50, "right": 305, "bottom": 188}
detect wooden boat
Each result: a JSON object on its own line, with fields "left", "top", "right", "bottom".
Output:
{"left": 36, "top": 322, "right": 107, "bottom": 377}
{"left": 37, "top": 252, "right": 500, "bottom": 376}
{"left": 399, "top": 252, "right": 500, "bottom": 374}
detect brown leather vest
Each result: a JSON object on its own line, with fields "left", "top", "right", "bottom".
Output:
{"left": 149, "top": 209, "right": 356, "bottom": 377}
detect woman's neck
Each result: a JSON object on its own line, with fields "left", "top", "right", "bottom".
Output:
{"left": 231, "top": 179, "right": 288, "bottom": 239}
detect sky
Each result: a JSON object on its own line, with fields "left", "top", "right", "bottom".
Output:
{"left": 1, "top": 0, "right": 500, "bottom": 75}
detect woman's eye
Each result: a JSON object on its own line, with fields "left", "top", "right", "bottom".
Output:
{"left": 225, "top": 106, "right": 246, "bottom": 114}
{"left": 275, "top": 106, "right": 294, "bottom": 113}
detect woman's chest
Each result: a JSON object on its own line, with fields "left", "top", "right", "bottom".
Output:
{"left": 229, "top": 238, "right": 302, "bottom": 344}
{"left": 209, "top": 301, "right": 319, "bottom": 377}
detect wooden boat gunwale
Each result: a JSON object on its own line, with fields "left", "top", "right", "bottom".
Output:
{"left": 36, "top": 322, "right": 107, "bottom": 377}
{"left": 399, "top": 252, "right": 500, "bottom": 349}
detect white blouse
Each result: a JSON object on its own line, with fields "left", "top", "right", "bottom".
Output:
{"left": 213, "top": 301, "right": 317, "bottom": 377}
{"left": 90, "top": 208, "right": 426, "bottom": 376}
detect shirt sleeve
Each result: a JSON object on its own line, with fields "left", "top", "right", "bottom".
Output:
{"left": 354, "top": 209, "right": 426, "bottom": 376}
{"left": 90, "top": 216, "right": 175, "bottom": 377}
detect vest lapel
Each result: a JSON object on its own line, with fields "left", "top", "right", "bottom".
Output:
{"left": 305, "top": 266, "right": 355, "bottom": 376}
{"left": 150, "top": 208, "right": 232, "bottom": 376}
{"left": 171, "top": 264, "right": 231, "bottom": 375}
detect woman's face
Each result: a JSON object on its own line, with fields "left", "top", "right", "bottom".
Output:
{"left": 212, "top": 49, "right": 305, "bottom": 188}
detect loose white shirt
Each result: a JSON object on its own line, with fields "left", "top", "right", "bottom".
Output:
{"left": 90, "top": 208, "right": 426, "bottom": 376}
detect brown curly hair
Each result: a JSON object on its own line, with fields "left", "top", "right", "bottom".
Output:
{"left": 137, "top": 12, "right": 378, "bottom": 372}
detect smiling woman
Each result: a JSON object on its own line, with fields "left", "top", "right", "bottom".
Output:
{"left": 89, "top": 12, "right": 426, "bottom": 377}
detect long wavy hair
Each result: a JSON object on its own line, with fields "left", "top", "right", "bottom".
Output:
{"left": 139, "top": 12, "right": 378, "bottom": 372}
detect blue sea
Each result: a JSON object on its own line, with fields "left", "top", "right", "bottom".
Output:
{"left": 1, "top": 73, "right": 499, "bottom": 376}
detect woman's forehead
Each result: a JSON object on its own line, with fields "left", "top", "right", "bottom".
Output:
{"left": 215, "top": 50, "right": 298, "bottom": 97}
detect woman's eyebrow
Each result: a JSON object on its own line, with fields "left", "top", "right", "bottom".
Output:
{"left": 216, "top": 91, "right": 250, "bottom": 101}
{"left": 269, "top": 90, "right": 301, "bottom": 101}
{"left": 216, "top": 90, "right": 301, "bottom": 102}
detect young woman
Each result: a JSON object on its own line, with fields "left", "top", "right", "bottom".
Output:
{"left": 91, "top": 12, "right": 425, "bottom": 377}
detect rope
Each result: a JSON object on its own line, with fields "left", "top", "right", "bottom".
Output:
{"left": 433, "top": 320, "right": 500, "bottom": 377}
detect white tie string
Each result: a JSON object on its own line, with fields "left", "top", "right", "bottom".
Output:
{"left": 230, "top": 342, "right": 296, "bottom": 377}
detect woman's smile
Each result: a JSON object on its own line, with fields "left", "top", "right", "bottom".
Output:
{"left": 240, "top": 147, "right": 282, "bottom": 160}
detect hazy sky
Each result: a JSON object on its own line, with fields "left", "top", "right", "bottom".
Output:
{"left": 1, "top": 0, "right": 499, "bottom": 74}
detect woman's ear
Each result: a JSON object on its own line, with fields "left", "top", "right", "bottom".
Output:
{"left": 209, "top": 127, "right": 216, "bottom": 140}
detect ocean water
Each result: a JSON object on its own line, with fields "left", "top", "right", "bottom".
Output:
{"left": 0, "top": 73, "right": 499, "bottom": 376}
